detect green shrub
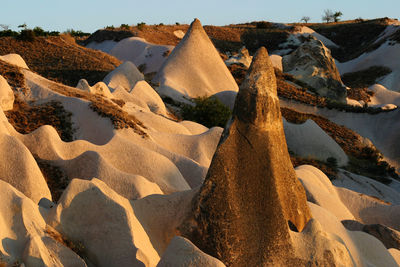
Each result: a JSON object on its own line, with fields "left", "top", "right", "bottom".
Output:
{"left": 33, "top": 26, "right": 45, "bottom": 36}
{"left": 137, "top": 22, "right": 146, "bottom": 30}
{"left": 120, "top": 24, "right": 130, "bottom": 30}
{"left": 0, "top": 29, "right": 18, "bottom": 37}
{"left": 64, "top": 29, "right": 89, "bottom": 37}
{"left": 181, "top": 96, "right": 231, "bottom": 128}
{"left": 16, "top": 29, "right": 36, "bottom": 41}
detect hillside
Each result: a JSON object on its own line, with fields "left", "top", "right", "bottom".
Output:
{"left": 0, "top": 36, "right": 121, "bottom": 86}
{"left": 84, "top": 22, "right": 292, "bottom": 54}
{"left": 1, "top": 17, "right": 400, "bottom": 267}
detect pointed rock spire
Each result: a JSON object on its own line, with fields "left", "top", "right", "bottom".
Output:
{"left": 153, "top": 18, "right": 238, "bottom": 101}
{"left": 180, "top": 47, "right": 312, "bottom": 266}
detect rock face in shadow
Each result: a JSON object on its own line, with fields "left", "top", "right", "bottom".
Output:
{"left": 283, "top": 36, "right": 347, "bottom": 102}
{"left": 181, "top": 47, "right": 312, "bottom": 266}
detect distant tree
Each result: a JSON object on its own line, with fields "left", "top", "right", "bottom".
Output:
{"left": 333, "top": 11, "right": 343, "bottom": 22}
{"left": 301, "top": 16, "right": 311, "bottom": 23}
{"left": 33, "top": 26, "right": 45, "bottom": 36}
{"left": 120, "top": 24, "right": 130, "bottom": 30}
{"left": 175, "top": 22, "right": 180, "bottom": 25}
{"left": 18, "top": 23, "right": 27, "bottom": 29}
{"left": 322, "top": 9, "right": 334, "bottom": 23}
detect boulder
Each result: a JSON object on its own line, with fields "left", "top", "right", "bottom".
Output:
{"left": 157, "top": 236, "right": 225, "bottom": 267}
{"left": 0, "top": 180, "right": 85, "bottom": 266}
{"left": 225, "top": 46, "right": 252, "bottom": 68}
{"left": 0, "top": 132, "right": 52, "bottom": 203}
{"left": 104, "top": 61, "right": 144, "bottom": 91}
{"left": 0, "top": 76, "right": 15, "bottom": 111}
{"left": 180, "top": 47, "right": 312, "bottom": 266}
{"left": 283, "top": 36, "right": 347, "bottom": 102}
{"left": 0, "top": 54, "right": 29, "bottom": 69}
{"left": 47, "top": 178, "right": 160, "bottom": 267}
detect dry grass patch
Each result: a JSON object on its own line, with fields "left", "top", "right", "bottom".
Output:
{"left": 0, "top": 59, "right": 26, "bottom": 92}
{"left": 45, "top": 226, "right": 86, "bottom": 260}
{"left": 281, "top": 107, "right": 398, "bottom": 183}
{"left": 34, "top": 156, "right": 69, "bottom": 202}
{"left": 5, "top": 97, "right": 75, "bottom": 141}
{"left": 290, "top": 155, "right": 338, "bottom": 180}
{"left": 0, "top": 36, "right": 121, "bottom": 86}
{"left": 29, "top": 76, "right": 147, "bottom": 136}
{"left": 342, "top": 65, "right": 392, "bottom": 88}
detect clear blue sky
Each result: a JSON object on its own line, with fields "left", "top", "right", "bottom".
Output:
{"left": 1, "top": 0, "right": 399, "bottom": 33}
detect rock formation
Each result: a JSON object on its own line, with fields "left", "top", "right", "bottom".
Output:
{"left": 282, "top": 36, "right": 347, "bottom": 102}
{"left": 181, "top": 47, "right": 312, "bottom": 266}
{"left": 225, "top": 46, "right": 253, "bottom": 68}
{"left": 103, "top": 61, "right": 144, "bottom": 91}
{"left": 153, "top": 18, "right": 238, "bottom": 102}
{"left": 0, "top": 76, "right": 15, "bottom": 111}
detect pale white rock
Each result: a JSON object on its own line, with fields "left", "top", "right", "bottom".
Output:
{"left": 178, "top": 120, "right": 209, "bottom": 135}
{"left": 336, "top": 186, "right": 400, "bottom": 231}
{"left": 130, "top": 80, "right": 168, "bottom": 115}
{"left": 76, "top": 79, "right": 91, "bottom": 92}
{"left": 173, "top": 30, "right": 186, "bottom": 39}
{"left": 0, "top": 53, "right": 29, "bottom": 69}
{"left": 86, "top": 40, "right": 118, "bottom": 54}
{"left": 296, "top": 165, "right": 355, "bottom": 221}
{"left": 48, "top": 178, "right": 160, "bottom": 267}
{"left": 290, "top": 219, "right": 354, "bottom": 266}
{"left": 225, "top": 46, "right": 252, "bottom": 68}
{"left": 109, "top": 37, "right": 174, "bottom": 74}
{"left": 389, "top": 248, "right": 400, "bottom": 265}
{"left": 157, "top": 236, "right": 225, "bottom": 267}
{"left": 132, "top": 189, "right": 198, "bottom": 254}
{"left": 283, "top": 36, "right": 347, "bottom": 102}
{"left": 0, "top": 132, "right": 52, "bottom": 203}
{"left": 0, "top": 180, "right": 85, "bottom": 266}
{"left": 284, "top": 119, "right": 348, "bottom": 166}
{"left": 270, "top": 54, "right": 283, "bottom": 71}
{"left": 56, "top": 150, "right": 163, "bottom": 200}
{"left": 153, "top": 19, "right": 238, "bottom": 102}
{"left": 369, "top": 84, "right": 400, "bottom": 106}
{"left": 91, "top": 81, "right": 114, "bottom": 98}
{"left": 104, "top": 61, "right": 144, "bottom": 91}
{"left": 0, "top": 76, "right": 14, "bottom": 111}
{"left": 310, "top": 202, "right": 398, "bottom": 267}
{"left": 337, "top": 42, "right": 400, "bottom": 92}
{"left": 333, "top": 170, "right": 400, "bottom": 205}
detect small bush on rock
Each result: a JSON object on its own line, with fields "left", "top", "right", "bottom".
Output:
{"left": 181, "top": 96, "right": 231, "bottom": 128}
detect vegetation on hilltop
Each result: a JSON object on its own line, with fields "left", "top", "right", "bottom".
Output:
{"left": 309, "top": 18, "right": 393, "bottom": 61}
{"left": 0, "top": 36, "right": 121, "bottom": 86}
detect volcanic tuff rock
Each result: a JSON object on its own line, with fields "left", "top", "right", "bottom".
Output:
{"left": 0, "top": 75, "right": 14, "bottom": 111}
{"left": 283, "top": 36, "right": 347, "bottom": 102}
{"left": 103, "top": 61, "right": 144, "bottom": 91}
{"left": 153, "top": 18, "right": 238, "bottom": 101}
{"left": 180, "top": 47, "right": 312, "bottom": 266}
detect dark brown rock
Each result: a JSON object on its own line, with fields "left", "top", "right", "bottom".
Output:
{"left": 180, "top": 47, "right": 312, "bottom": 266}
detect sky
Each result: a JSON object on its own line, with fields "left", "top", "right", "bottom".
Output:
{"left": 1, "top": 0, "right": 399, "bottom": 33}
